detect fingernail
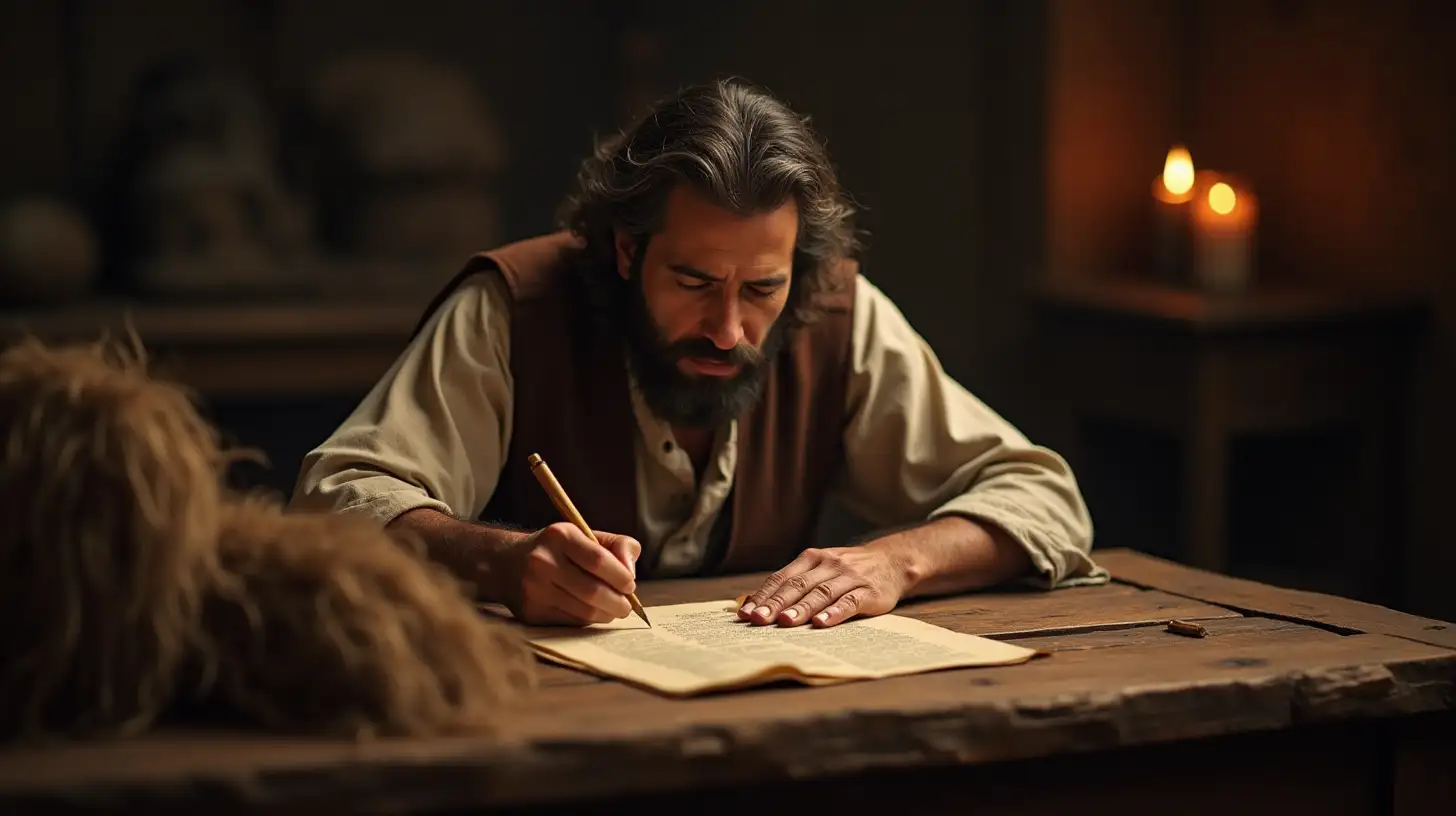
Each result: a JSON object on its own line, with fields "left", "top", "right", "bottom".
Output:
{"left": 739, "top": 602, "right": 754, "bottom": 616}
{"left": 783, "top": 608, "right": 799, "bottom": 621}
{"left": 814, "top": 611, "right": 829, "bottom": 623}
{"left": 754, "top": 605, "right": 771, "bottom": 619}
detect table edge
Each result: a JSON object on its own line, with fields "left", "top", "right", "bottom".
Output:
{"left": 1094, "top": 548, "right": 1456, "bottom": 650}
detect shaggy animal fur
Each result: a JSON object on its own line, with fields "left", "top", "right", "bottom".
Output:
{"left": 0, "top": 337, "right": 227, "bottom": 739}
{"left": 198, "top": 494, "right": 536, "bottom": 738}
{"left": 0, "top": 336, "right": 535, "bottom": 743}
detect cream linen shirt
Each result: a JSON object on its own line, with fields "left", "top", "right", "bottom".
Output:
{"left": 289, "top": 269, "right": 1106, "bottom": 588}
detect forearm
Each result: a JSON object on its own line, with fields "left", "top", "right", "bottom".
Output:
{"left": 865, "top": 515, "right": 1034, "bottom": 600}
{"left": 387, "top": 507, "right": 529, "bottom": 604}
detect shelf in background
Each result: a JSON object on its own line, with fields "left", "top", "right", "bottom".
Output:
{"left": 1035, "top": 276, "right": 1429, "bottom": 334}
{"left": 0, "top": 299, "right": 424, "bottom": 398}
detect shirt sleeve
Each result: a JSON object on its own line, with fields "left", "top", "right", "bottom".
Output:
{"left": 287, "top": 270, "right": 515, "bottom": 526}
{"left": 832, "top": 274, "right": 1107, "bottom": 589}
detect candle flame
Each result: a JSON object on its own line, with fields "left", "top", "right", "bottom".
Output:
{"left": 1209, "top": 182, "right": 1236, "bottom": 215}
{"left": 1162, "top": 146, "right": 1195, "bottom": 196}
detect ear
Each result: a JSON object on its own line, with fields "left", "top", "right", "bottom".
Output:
{"left": 612, "top": 229, "right": 636, "bottom": 282}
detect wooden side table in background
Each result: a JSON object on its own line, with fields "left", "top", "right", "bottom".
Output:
{"left": 1031, "top": 278, "right": 1428, "bottom": 607}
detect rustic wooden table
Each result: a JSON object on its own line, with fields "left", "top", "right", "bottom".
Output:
{"left": 1, "top": 548, "right": 1452, "bottom": 815}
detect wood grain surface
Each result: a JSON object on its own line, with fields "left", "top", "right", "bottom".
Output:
{"left": 1, "top": 548, "right": 1451, "bottom": 814}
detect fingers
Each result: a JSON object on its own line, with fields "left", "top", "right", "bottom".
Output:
{"left": 541, "top": 586, "right": 619, "bottom": 625}
{"left": 744, "top": 564, "right": 841, "bottom": 626}
{"left": 738, "top": 551, "right": 818, "bottom": 621}
{"left": 778, "top": 574, "right": 868, "bottom": 627}
{"left": 811, "top": 589, "right": 872, "bottom": 628}
{"left": 736, "top": 548, "right": 895, "bottom": 628}
{"left": 551, "top": 523, "right": 638, "bottom": 596}
{"left": 520, "top": 552, "right": 626, "bottom": 624}
{"left": 549, "top": 558, "right": 633, "bottom": 619}
{"left": 525, "top": 598, "right": 614, "bottom": 627}
{"left": 519, "top": 524, "right": 638, "bottom": 623}
{"left": 518, "top": 550, "right": 619, "bottom": 626}
{"left": 597, "top": 531, "right": 642, "bottom": 579}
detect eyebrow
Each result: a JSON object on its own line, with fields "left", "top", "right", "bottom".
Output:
{"left": 668, "top": 264, "right": 789, "bottom": 287}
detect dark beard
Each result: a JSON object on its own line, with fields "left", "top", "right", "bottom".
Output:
{"left": 620, "top": 268, "right": 786, "bottom": 429}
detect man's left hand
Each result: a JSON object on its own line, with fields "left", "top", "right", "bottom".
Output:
{"left": 737, "top": 545, "right": 908, "bottom": 628}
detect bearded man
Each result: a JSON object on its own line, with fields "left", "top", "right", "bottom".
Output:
{"left": 290, "top": 78, "right": 1106, "bottom": 629}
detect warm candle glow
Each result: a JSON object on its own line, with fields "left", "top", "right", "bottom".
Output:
{"left": 1208, "top": 182, "right": 1236, "bottom": 215}
{"left": 1191, "top": 175, "right": 1256, "bottom": 294}
{"left": 1162, "top": 146, "right": 1195, "bottom": 196}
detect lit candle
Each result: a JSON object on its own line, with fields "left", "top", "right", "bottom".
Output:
{"left": 1191, "top": 176, "right": 1257, "bottom": 294}
{"left": 1152, "top": 145, "right": 1196, "bottom": 283}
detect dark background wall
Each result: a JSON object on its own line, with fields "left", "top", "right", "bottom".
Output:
{"left": 1046, "top": 0, "right": 1454, "bottom": 618}
{"left": 1, "top": 0, "right": 1451, "bottom": 619}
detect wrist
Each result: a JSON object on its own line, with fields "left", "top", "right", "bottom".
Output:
{"left": 865, "top": 515, "right": 1033, "bottom": 600}
{"left": 863, "top": 517, "right": 969, "bottom": 597}
{"left": 471, "top": 525, "right": 533, "bottom": 605}
{"left": 388, "top": 508, "right": 531, "bottom": 603}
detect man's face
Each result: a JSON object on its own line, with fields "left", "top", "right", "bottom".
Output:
{"left": 614, "top": 185, "right": 798, "bottom": 428}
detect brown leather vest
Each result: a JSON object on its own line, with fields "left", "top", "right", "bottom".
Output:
{"left": 412, "top": 232, "right": 856, "bottom": 576}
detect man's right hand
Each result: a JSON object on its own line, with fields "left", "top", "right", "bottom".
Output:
{"left": 499, "top": 522, "right": 641, "bottom": 626}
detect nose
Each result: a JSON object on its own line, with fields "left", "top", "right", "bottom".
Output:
{"left": 702, "top": 291, "right": 744, "bottom": 350}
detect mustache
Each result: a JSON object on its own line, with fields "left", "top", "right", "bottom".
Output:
{"left": 664, "top": 336, "right": 765, "bottom": 367}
